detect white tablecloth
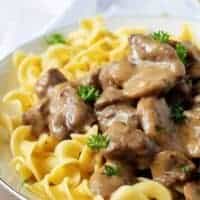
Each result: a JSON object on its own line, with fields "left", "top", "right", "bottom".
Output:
{"left": 0, "top": 0, "right": 200, "bottom": 199}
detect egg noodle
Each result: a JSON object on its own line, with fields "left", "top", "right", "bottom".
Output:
{"left": 0, "top": 16, "right": 197, "bottom": 200}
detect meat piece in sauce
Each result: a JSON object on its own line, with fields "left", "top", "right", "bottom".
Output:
{"left": 48, "top": 82, "right": 96, "bottom": 139}
{"left": 129, "top": 34, "right": 185, "bottom": 77}
{"left": 182, "top": 41, "right": 200, "bottom": 79}
{"left": 89, "top": 160, "right": 135, "bottom": 200}
{"left": 96, "top": 103, "right": 138, "bottom": 132}
{"left": 95, "top": 87, "right": 127, "bottom": 109}
{"left": 180, "top": 107, "right": 200, "bottom": 158}
{"left": 23, "top": 98, "right": 49, "bottom": 137}
{"left": 103, "top": 122, "right": 158, "bottom": 169}
{"left": 137, "top": 97, "right": 185, "bottom": 153}
{"left": 137, "top": 97, "right": 174, "bottom": 138}
{"left": 123, "top": 66, "right": 176, "bottom": 99}
{"left": 123, "top": 34, "right": 185, "bottom": 99}
{"left": 35, "top": 68, "right": 66, "bottom": 98}
{"left": 184, "top": 181, "right": 200, "bottom": 200}
{"left": 99, "top": 59, "right": 134, "bottom": 90}
{"left": 151, "top": 151, "right": 195, "bottom": 187}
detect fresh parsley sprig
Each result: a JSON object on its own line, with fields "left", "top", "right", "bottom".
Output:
{"left": 78, "top": 85, "right": 100, "bottom": 102}
{"left": 170, "top": 102, "right": 186, "bottom": 123}
{"left": 46, "top": 33, "right": 66, "bottom": 45}
{"left": 87, "top": 134, "right": 110, "bottom": 150}
{"left": 152, "top": 31, "right": 170, "bottom": 43}
{"left": 176, "top": 43, "right": 188, "bottom": 64}
{"left": 180, "top": 165, "right": 191, "bottom": 173}
{"left": 104, "top": 164, "right": 120, "bottom": 176}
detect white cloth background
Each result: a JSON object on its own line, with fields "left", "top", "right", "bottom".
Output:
{"left": 0, "top": 0, "right": 200, "bottom": 199}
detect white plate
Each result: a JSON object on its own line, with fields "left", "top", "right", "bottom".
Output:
{"left": 1, "top": 16, "right": 200, "bottom": 200}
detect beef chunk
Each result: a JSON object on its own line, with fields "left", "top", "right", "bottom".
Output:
{"left": 23, "top": 98, "right": 49, "bottom": 136}
{"left": 123, "top": 34, "right": 185, "bottom": 99}
{"left": 102, "top": 122, "right": 158, "bottom": 169}
{"left": 180, "top": 108, "right": 200, "bottom": 158}
{"left": 99, "top": 59, "right": 134, "bottom": 90}
{"left": 95, "top": 87, "right": 127, "bottom": 109}
{"left": 129, "top": 34, "right": 185, "bottom": 77}
{"left": 89, "top": 160, "right": 135, "bottom": 200}
{"left": 137, "top": 97, "right": 174, "bottom": 138}
{"left": 36, "top": 68, "right": 66, "bottom": 98}
{"left": 123, "top": 66, "right": 176, "bottom": 99}
{"left": 137, "top": 97, "right": 186, "bottom": 153}
{"left": 48, "top": 82, "right": 96, "bottom": 139}
{"left": 96, "top": 103, "right": 138, "bottom": 132}
{"left": 184, "top": 181, "right": 200, "bottom": 200}
{"left": 151, "top": 151, "right": 195, "bottom": 187}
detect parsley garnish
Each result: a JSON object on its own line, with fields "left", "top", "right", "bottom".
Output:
{"left": 78, "top": 85, "right": 100, "bottom": 102}
{"left": 176, "top": 43, "right": 187, "bottom": 64}
{"left": 152, "top": 31, "right": 170, "bottom": 43}
{"left": 87, "top": 134, "right": 110, "bottom": 150}
{"left": 46, "top": 33, "right": 66, "bottom": 45}
{"left": 170, "top": 103, "right": 186, "bottom": 123}
{"left": 104, "top": 164, "right": 120, "bottom": 176}
{"left": 180, "top": 165, "right": 190, "bottom": 173}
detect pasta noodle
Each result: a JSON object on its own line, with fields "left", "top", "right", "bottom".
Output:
{"left": 2, "top": 16, "right": 196, "bottom": 200}
{"left": 110, "top": 179, "right": 171, "bottom": 200}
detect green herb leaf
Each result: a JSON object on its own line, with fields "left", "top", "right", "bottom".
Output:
{"left": 176, "top": 43, "right": 187, "bottom": 64}
{"left": 104, "top": 164, "right": 120, "bottom": 176}
{"left": 87, "top": 134, "right": 110, "bottom": 150}
{"left": 180, "top": 165, "right": 190, "bottom": 173}
{"left": 78, "top": 85, "right": 100, "bottom": 102}
{"left": 46, "top": 33, "right": 66, "bottom": 45}
{"left": 152, "top": 31, "right": 170, "bottom": 43}
{"left": 170, "top": 102, "right": 186, "bottom": 123}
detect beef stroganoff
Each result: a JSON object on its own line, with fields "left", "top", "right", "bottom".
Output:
{"left": 1, "top": 16, "right": 200, "bottom": 200}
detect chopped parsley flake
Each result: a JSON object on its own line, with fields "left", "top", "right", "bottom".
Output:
{"left": 104, "top": 164, "right": 120, "bottom": 176}
{"left": 46, "top": 33, "right": 66, "bottom": 45}
{"left": 78, "top": 85, "right": 100, "bottom": 102}
{"left": 180, "top": 165, "right": 190, "bottom": 173}
{"left": 152, "top": 31, "right": 170, "bottom": 43}
{"left": 170, "top": 103, "right": 186, "bottom": 123}
{"left": 176, "top": 43, "right": 187, "bottom": 64}
{"left": 87, "top": 134, "right": 110, "bottom": 150}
